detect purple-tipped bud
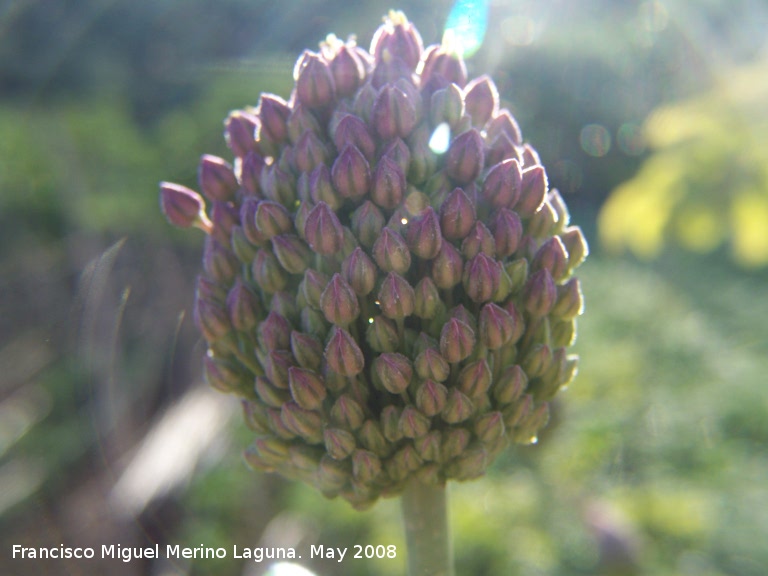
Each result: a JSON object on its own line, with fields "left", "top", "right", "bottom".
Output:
{"left": 287, "top": 104, "right": 322, "bottom": 144}
{"left": 308, "top": 165, "right": 341, "bottom": 210}
{"left": 294, "top": 130, "right": 330, "bottom": 173}
{"left": 522, "top": 343, "right": 553, "bottom": 380}
{"left": 378, "top": 272, "right": 415, "bottom": 319}
{"left": 528, "top": 201, "right": 559, "bottom": 239}
{"left": 457, "top": 359, "right": 492, "bottom": 399}
{"left": 441, "top": 428, "right": 471, "bottom": 461}
{"left": 258, "top": 94, "right": 291, "bottom": 144}
{"left": 415, "top": 380, "right": 448, "bottom": 417}
{"left": 413, "top": 277, "right": 441, "bottom": 319}
{"left": 463, "top": 252, "right": 501, "bottom": 303}
{"left": 552, "top": 277, "right": 584, "bottom": 319}
{"left": 399, "top": 406, "right": 431, "bottom": 438}
{"left": 359, "top": 419, "right": 391, "bottom": 457}
{"left": 240, "top": 151, "right": 265, "bottom": 197}
{"left": 224, "top": 111, "right": 259, "bottom": 158}
{"left": 415, "top": 348, "right": 450, "bottom": 382}
{"left": 252, "top": 248, "right": 288, "bottom": 293}
{"left": 226, "top": 279, "right": 261, "bottom": 332}
{"left": 514, "top": 402, "right": 549, "bottom": 444}
{"left": 381, "top": 137, "right": 411, "bottom": 174}
{"left": 490, "top": 208, "right": 523, "bottom": 258}
{"left": 372, "top": 352, "right": 413, "bottom": 394}
{"left": 288, "top": 366, "right": 327, "bottom": 410}
{"left": 474, "top": 411, "right": 505, "bottom": 443}
{"left": 389, "top": 444, "right": 423, "bottom": 479}
{"left": 531, "top": 236, "right": 569, "bottom": 281}
{"left": 272, "top": 234, "right": 310, "bottom": 275}
{"left": 520, "top": 143, "right": 541, "bottom": 167}
{"left": 487, "top": 110, "right": 522, "bottom": 146}
{"left": 371, "top": 156, "right": 406, "bottom": 209}
{"left": 486, "top": 132, "right": 520, "bottom": 167}
{"left": 371, "top": 10, "right": 424, "bottom": 70}
{"left": 517, "top": 165, "right": 548, "bottom": 218}
{"left": 405, "top": 206, "right": 442, "bottom": 259}
{"left": 560, "top": 226, "right": 589, "bottom": 270}
{"left": 251, "top": 437, "right": 291, "bottom": 467}
{"left": 350, "top": 201, "right": 385, "bottom": 248}
{"left": 445, "top": 128, "right": 484, "bottom": 185}
{"left": 255, "top": 200, "right": 293, "bottom": 239}
{"left": 241, "top": 400, "right": 270, "bottom": 434}
{"left": 159, "top": 182, "right": 212, "bottom": 233}
{"left": 331, "top": 394, "right": 365, "bottom": 430}
{"left": 461, "top": 221, "right": 496, "bottom": 259}
{"left": 483, "top": 158, "right": 522, "bottom": 209}
{"left": 294, "top": 51, "right": 336, "bottom": 109}
{"left": 260, "top": 164, "right": 296, "bottom": 206}
{"left": 352, "top": 449, "right": 382, "bottom": 483}
{"left": 304, "top": 202, "right": 344, "bottom": 255}
{"left": 463, "top": 75, "right": 499, "bottom": 128}
{"left": 430, "top": 84, "right": 464, "bottom": 129}
{"left": 407, "top": 123, "right": 438, "bottom": 184}
{"left": 289, "top": 444, "right": 323, "bottom": 471}
{"left": 478, "top": 302, "right": 515, "bottom": 350}
{"left": 281, "top": 401, "right": 323, "bottom": 443}
{"left": 372, "top": 84, "right": 418, "bottom": 140}
{"left": 366, "top": 316, "right": 400, "bottom": 353}
{"left": 290, "top": 331, "right": 323, "bottom": 371}
{"left": 317, "top": 454, "right": 349, "bottom": 491}
{"left": 300, "top": 269, "right": 329, "bottom": 310}
{"left": 551, "top": 318, "right": 576, "bottom": 347}
{"left": 258, "top": 311, "right": 292, "bottom": 351}
{"left": 325, "top": 327, "right": 365, "bottom": 376}
{"left": 381, "top": 405, "right": 404, "bottom": 443}
{"left": 448, "top": 304, "right": 477, "bottom": 331}
{"left": 210, "top": 201, "right": 239, "bottom": 246}
{"left": 255, "top": 376, "right": 291, "bottom": 408}
{"left": 320, "top": 273, "right": 360, "bottom": 326}
{"left": 431, "top": 240, "right": 463, "bottom": 289}
{"left": 523, "top": 269, "right": 557, "bottom": 317}
{"left": 240, "top": 198, "right": 267, "bottom": 245}
{"left": 420, "top": 45, "right": 468, "bottom": 88}
{"left": 442, "top": 388, "right": 474, "bottom": 424}
{"left": 342, "top": 247, "right": 376, "bottom": 296}
{"left": 331, "top": 144, "right": 371, "bottom": 200}
{"left": 494, "top": 365, "right": 528, "bottom": 405}
{"left": 198, "top": 155, "right": 238, "bottom": 202}
{"left": 329, "top": 44, "right": 365, "bottom": 98}
{"left": 203, "top": 236, "right": 238, "bottom": 284}
{"left": 440, "top": 187, "right": 476, "bottom": 240}
{"left": 196, "top": 275, "right": 226, "bottom": 303}
{"left": 372, "top": 228, "right": 411, "bottom": 274}
{"left": 194, "top": 296, "right": 231, "bottom": 343}
{"left": 231, "top": 226, "right": 258, "bottom": 263}
{"left": 414, "top": 431, "right": 441, "bottom": 462}
{"left": 333, "top": 114, "right": 376, "bottom": 161}
{"left": 439, "top": 318, "right": 476, "bottom": 363}
{"left": 266, "top": 349, "right": 296, "bottom": 389}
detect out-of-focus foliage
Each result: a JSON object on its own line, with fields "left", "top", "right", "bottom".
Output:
{"left": 599, "top": 59, "right": 768, "bottom": 267}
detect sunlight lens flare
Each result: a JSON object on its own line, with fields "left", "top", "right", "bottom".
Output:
{"left": 443, "top": 0, "right": 489, "bottom": 58}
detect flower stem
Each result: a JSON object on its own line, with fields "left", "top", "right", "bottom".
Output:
{"left": 401, "top": 478, "right": 454, "bottom": 576}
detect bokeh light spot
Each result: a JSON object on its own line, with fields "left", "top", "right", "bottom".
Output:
{"left": 617, "top": 123, "right": 646, "bottom": 156}
{"left": 501, "top": 16, "right": 537, "bottom": 47}
{"left": 429, "top": 122, "right": 451, "bottom": 154}
{"left": 579, "top": 124, "right": 611, "bottom": 157}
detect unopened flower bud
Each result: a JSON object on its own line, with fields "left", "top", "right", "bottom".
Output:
{"left": 320, "top": 273, "right": 360, "bottom": 326}
{"left": 271, "top": 234, "right": 311, "bottom": 275}
{"left": 413, "top": 277, "right": 441, "bottom": 319}
{"left": 414, "top": 431, "right": 441, "bottom": 462}
{"left": 332, "top": 114, "right": 375, "bottom": 161}
{"left": 420, "top": 44, "right": 467, "bottom": 88}
{"left": 304, "top": 201, "right": 344, "bottom": 255}
{"left": 446, "top": 446, "right": 487, "bottom": 480}
{"left": 255, "top": 376, "right": 291, "bottom": 408}
{"left": 446, "top": 128, "right": 484, "bottom": 185}
{"left": 288, "top": 366, "right": 327, "bottom": 410}
{"left": 252, "top": 248, "right": 288, "bottom": 293}
{"left": 474, "top": 411, "right": 505, "bottom": 443}
{"left": 528, "top": 201, "right": 559, "bottom": 239}
{"left": 551, "top": 318, "right": 576, "bottom": 347}
{"left": 430, "top": 83, "right": 464, "bottom": 129}
{"left": 483, "top": 158, "right": 522, "bottom": 209}
{"left": 358, "top": 419, "right": 391, "bottom": 457}
{"left": 329, "top": 44, "right": 365, "bottom": 98}
{"left": 204, "top": 354, "right": 240, "bottom": 392}
{"left": 405, "top": 206, "right": 442, "bottom": 259}
{"left": 369, "top": 156, "right": 406, "bottom": 209}
{"left": 289, "top": 331, "right": 323, "bottom": 370}
{"left": 261, "top": 164, "right": 296, "bottom": 206}
{"left": 224, "top": 111, "right": 259, "bottom": 158}
{"left": 226, "top": 279, "right": 261, "bottom": 332}
{"left": 478, "top": 302, "right": 515, "bottom": 350}
{"left": 372, "top": 352, "right": 413, "bottom": 394}
{"left": 230, "top": 226, "right": 258, "bottom": 263}
{"left": 506, "top": 258, "right": 529, "bottom": 294}
{"left": 399, "top": 405, "right": 431, "bottom": 438}
{"left": 294, "top": 51, "right": 336, "bottom": 109}
{"left": 366, "top": 315, "right": 400, "bottom": 353}
{"left": 441, "top": 428, "right": 471, "bottom": 461}
{"left": 494, "top": 365, "right": 528, "bottom": 405}
{"left": 210, "top": 201, "right": 239, "bottom": 246}
{"left": 373, "top": 228, "right": 411, "bottom": 274}
{"left": 372, "top": 84, "right": 418, "bottom": 140}
{"left": 352, "top": 449, "right": 382, "bottom": 483}
{"left": 194, "top": 295, "right": 231, "bottom": 343}
{"left": 378, "top": 272, "right": 415, "bottom": 319}
{"left": 443, "top": 388, "right": 474, "bottom": 424}
{"left": 332, "top": 144, "right": 371, "bottom": 200}
{"left": 514, "top": 402, "right": 549, "bottom": 444}
{"left": 281, "top": 401, "right": 323, "bottom": 443}
{"left": 287, "top": 103, "right": 322, "bottom": 144}
{"left": 258, "top": 311, "right": 292, "bottom": 351}
{"left": 489, "top": 208, "right": 523, "bottom": 258}
{"left": 324, "top": 427, "right": 357, "bottom": 460}
{"left": 461, "top": 221, "right": 496, "bottom": 259}
{"left": 198, "top": 155, "right": 238, "bottom": 202}
{"left": 532, "top": 236, "right": 569, "bottom": 281}
{"left": 329, "top": 393, "right": 365, "bottom": 431}
{"left": 317, "top": 454, "right": 350, "bottom": 492}
{"left": 415, "top": 348, "right": 450, "bottom": 382}
{"left": 350, "top": 201, "right": 385, "bottom": 248}
{"left": 439, "top": 187, "right": 475, "bottom": 240}
{"left": 516, "top": 165, "right": 547, "bottom": 218}
{"left": 431, "top": 240, "right": 463, "bottom": 289}
{"left": 415, "top": 380, "right": 448, "bottom": 417}
{"left": 294, "top": 130, "right": 330, "bottom": 173}
{"left": 523, "top": 269, "right": 557, "bottom": 317}
{"left": 371, "top": 10, "right": 423, "bottom": 70}
{"left": 159, "top": 182, "right": 212, "bottom": 233}
{"left": 457, "top": 359, "right": 492, "bottom": 400}
{"left": 462, "top": 252, "right": 501, "bottom": 303}
{"left": 258, "top": 93, "right": 291, "bottom": 144}
{"left": 325, "top": 327, "right": 365, "bottom": 376}
{"left": 560, "top": 226, "right": 589, "bottom": 270}
{"left": 463, "top": 75, "right": 499, "bottom": 128}
{"left": 251, "top": 437, "right": 291, "bottom": 468}
{"left": 381, "top": 405, "right": 403, "bottom": 443}
{"left": 440, "top": 318, "right": 476, "bottom": 363}
{"left": 522, "top": 344, "right": 553, "bottom": 379}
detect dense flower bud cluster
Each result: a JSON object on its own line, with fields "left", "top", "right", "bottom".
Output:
{"left": 160, "top": 11, "right": 587, "bottom": 509}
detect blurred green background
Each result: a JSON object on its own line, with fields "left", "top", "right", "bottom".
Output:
{"left": 1, "top": 1, "right": 767, "bottom": 575}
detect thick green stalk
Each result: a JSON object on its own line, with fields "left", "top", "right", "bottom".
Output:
{"left": 401, "top": 479, "right": 454, "bottom": 576}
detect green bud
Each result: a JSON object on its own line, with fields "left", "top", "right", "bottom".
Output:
{"left": 502, "top": 394, "right": 533, "bottom": 429}
{"left": 474, "top": 411, "right": 505, "bottom": 443}
{"left": 372, "top": 352, "right": 413, "bottom": 394}
{"left": 288, "top": 366, "right": 327, "bottom": 410}
{"left": 352, "top": 449, "right": 382, "bottom": 484}
{"left": 415, "top": 380, "right": 448, "bottom": 417}
{"left": 281, "top": 401, "right": 323, "bottom": 443}
{"left": 442, "top": 389, "right": 474, "bottom": 424}
{"left": 414, "top": 431, "right": 442, "bottom": 461}
{"left": 457, "top": 360, "right": 492, "bottom": 400}
{"left": 441, "top": 428, "right": 471, "bottom": 462}
{"left": 439, "top": 318, "right": 476, "bottom": 363}
{"left": 255, "top": 375, "right": 291, "bottom": 408}
{"left": 289, "top": 444, "right": 323, "bottom": 472}
{"left": 330, "top": 394, "right": 365, "bottom": 430}
{"left": 446, "top": 446, "right": 487, "bottom": 481}
{"left": 290, "top": 331, "right": 324, "bottom": 370}
{"left": 320, "top": 273, "right": 360, "bottom": 326}
{"left": 325, "top": 327, "right": 365, "bottom": 376}
{"left": 378, "top": 272, "right": 416, "bottom": 319}
{"left": 350, "top": 201, "right": 385, "bottom": 249}
{"left": 414, "top": 348, "right": 450, "bottom": 382}
{"left": 317, "top": 454, "right": 350, "bottom": 492}
{"left": 431, "top": 240, "right": 463, "bottom": 289}
{"left": 251, "top": 437, "right": 291, "bottom": 468}
{"left": 381, "top": 405, "right": 404, "bottom": 443}
{"left": 358, "top": 419, "right": 392, "bottom": 457}
{"left": 399, "top": 405, "right": 432, "bottom": 438}
{"left": 413, "top": 277, "right": 442, "bottom": 319}
{"left": 494, "top": 365, "right": 528, "bottom": 405}
{"left": 373, "top": 228, "right": 412, "bottom": 274}
{"left": 272, "top": 234, "right": 311, "bottom": 274}
{"left": 366, "top": 315, "right": 400, "bottom": 353}
{"left": 325, "top": 427, "right": 357, "bottom": 460}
